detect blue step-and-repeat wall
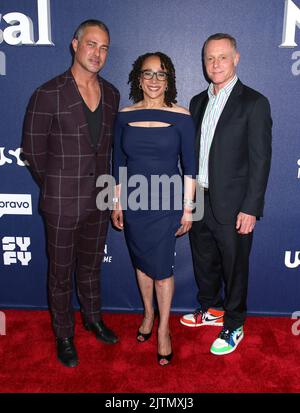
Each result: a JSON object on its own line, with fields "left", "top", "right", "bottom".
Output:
{"left": 0, "top": 0, "right": 299, "bottom": 315}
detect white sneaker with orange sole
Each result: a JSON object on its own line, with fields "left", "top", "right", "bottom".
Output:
{"left": 180, "top": 308, "right": 224, "bottom": 327}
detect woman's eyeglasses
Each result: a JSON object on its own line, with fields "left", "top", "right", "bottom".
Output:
{"left": 140, "top": 70, "right": 168, "bottom": 81}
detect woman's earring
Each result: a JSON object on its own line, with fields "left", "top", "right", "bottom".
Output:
{"left": 139, "top": 84, "right": 142, "bottom": 89}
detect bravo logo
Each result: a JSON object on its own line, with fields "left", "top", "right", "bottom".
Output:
{"left": 280, "top": 0, "right": 300, "bottom": 75}
{"left": 0, "top": 194, "right": 32, "bottom": 218}
{"left": 0, "top": 0, "right": 53, "bottom": 76}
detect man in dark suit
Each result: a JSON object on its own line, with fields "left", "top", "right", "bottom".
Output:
{"left": 180, "top": 33, "right": 272, "bottom": 355}
{"left": 22, "top": 20, "right": 120, "bottom": 367}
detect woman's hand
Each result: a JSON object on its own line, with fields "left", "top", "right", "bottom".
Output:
{"left": 175, "top": 209, "right": 193, "bottom": 237}
{"left": 111, "top": 207, "right": 124, "bottom": 230}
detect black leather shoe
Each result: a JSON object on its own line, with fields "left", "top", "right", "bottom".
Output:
{"left": 56, "top": 337, "right": 78, "bottom": 368}
{"left": 83, "top": 320, "right": 119, "bottom": 344}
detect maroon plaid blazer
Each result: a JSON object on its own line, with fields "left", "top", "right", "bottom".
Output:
{"left": 22, "top": 69, "right": 120, "bottom": 216}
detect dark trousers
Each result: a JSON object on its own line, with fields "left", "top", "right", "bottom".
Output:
{"left": 44, "top": 208, "right": 109, "bottom": 338}
{"left": 189, "top": 192, "right": 253, "bottom": 330}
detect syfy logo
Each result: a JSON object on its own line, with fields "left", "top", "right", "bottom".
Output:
{"left": 2, "top": 236, "right": 32, "bottom": 266}
{"left": 285, "top": 251, "right": 300, "bottom": 268}
{"left": 0, "top": 0, "right": 53, "bottom": 76}
{"left": 0, "top": 147, "right": 27, "bottom": 167}
{"left": 103, "top": 244, "right": 112, "bottom": 263}
{"left": 0, "top": 194, "right": 32, "bottom": 218}
{"left": 280, "top": 0, "right": 300, "bottom": 75}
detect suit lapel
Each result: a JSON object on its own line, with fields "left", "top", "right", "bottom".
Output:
{"left": 96, "top": 77, "right": 106, "bottom": 150}
{"left": 60, "top": 69, "right": 92, "bottom": 147}
{"left": 194, "top": 80, "right": 243, "bottom": 166}
{"left": 213, "top": 80, "right": 243, "bottom": 136}
{"left": 195, "top": 93, "right": 209, "bottom": 161}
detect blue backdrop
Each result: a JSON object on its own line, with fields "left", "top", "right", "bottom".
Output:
{"left": 0, "top": 0, "right": 299, "bottom": 315}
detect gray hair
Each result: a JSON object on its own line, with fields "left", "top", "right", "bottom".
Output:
{"left": 204, "top": 33, "right": 237, "bottom": 53}
{"left": 73, "top": 19, "right": 110, "bottom": 42}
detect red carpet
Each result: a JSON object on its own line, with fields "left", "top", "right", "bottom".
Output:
{"left": 0, "top": 310, "right": 299, "bottom": 393}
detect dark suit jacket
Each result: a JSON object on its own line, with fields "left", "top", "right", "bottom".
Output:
{"left": 190, "top": 79, "right": 272, "bottom": 224}
{"left": 22, "top": 69, "right": 120, "bottom": 216}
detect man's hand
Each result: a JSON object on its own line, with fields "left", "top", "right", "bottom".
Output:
{"left": 236, "top": 212, "right": 256, "bottom": 234}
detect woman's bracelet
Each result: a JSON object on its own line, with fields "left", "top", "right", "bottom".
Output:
{"left": 112, "top": 197, "right": 120, "bottom": 204}
{"left": 183, "top": 198, "right": 194, "bottom": 209}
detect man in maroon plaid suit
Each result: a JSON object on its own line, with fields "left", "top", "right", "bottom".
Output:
{"left": 22, "top": 20, "right": 120, "bottom": 367}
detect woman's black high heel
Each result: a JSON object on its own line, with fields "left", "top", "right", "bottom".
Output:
{"left": 157, "top": 334, "right": 173, "bottom": 366}
{"left": 136, "top": 329, "right": 153, "bottom": 342}
{"left": 157, "top": 351, "right": 173, "bottom": 366}
{"left": 136, "top": 315, "right": 155, "bottom": 342}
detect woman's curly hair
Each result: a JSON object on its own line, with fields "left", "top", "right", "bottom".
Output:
{"left": 128, "top": 52, "right": 177, "bottom": 107}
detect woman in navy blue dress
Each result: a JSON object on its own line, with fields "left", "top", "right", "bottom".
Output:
{"left": 112, "top": 52, "right": 196, "bottom": 365}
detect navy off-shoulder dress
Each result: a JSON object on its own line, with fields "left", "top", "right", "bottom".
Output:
{"left": 113, "top": 109, "right": 196, "bottom": 280}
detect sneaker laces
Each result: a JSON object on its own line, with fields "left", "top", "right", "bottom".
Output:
{"left": 193, "top": 308, "right": 203, "bottom": 321}
{"left": 220, "top": 328, "right": 231, "bottom": 342}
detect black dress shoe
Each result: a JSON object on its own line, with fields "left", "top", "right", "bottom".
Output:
{"left": 56, "top": 337, "right": 78, "bottom": 368}
{"left": 83, "top": 320, "right": 119, "bottom": 344}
